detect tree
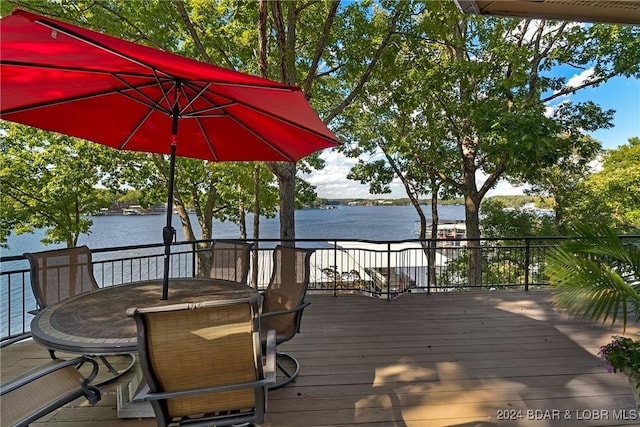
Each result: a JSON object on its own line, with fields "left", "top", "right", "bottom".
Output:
{"left": 480, "top": 198, "right": 556, "bottom": 238}
{"left": 522, "top": 135, "right": 602, "bottom": 233}
{"left": 4, "top": 0, "right": 411, "bottom": 247}
{"left": 256, "top": 0, "right": 411, "bottom": 244}
{"left": 553, "top": 138, "right": 640, "bottom": 234}
{"left": 343, "top": 2, "right": 639, "bottom": 285}
{"left": 0, "top": 123, "right": 111, "bottom": 247}
{"left": 584, "top": 137, "right": 640, "bottom": 231}
{"left": 109, "top": 152, "right": 280, "bottom": 275}
{"left": 478, "top": 199, "right": 557, "bottom": 287}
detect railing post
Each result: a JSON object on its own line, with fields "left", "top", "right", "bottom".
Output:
{"left": 333, "top": 241, "right": 338, "bottom": 297}
{"left": 427, "top": 239, "right": 433, "bottom": 295}
{"left": 524, "top": 238, "right": 530, "bottom": 291}
{"left": 386, "top": 243, "right": 392, "bottom": 301}
{"left": 191, "top": 242, "right": 198, "bottom": 278}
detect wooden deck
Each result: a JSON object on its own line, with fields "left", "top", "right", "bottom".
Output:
{"left": 2, "top": 290, "right": 638, "bottom": 426}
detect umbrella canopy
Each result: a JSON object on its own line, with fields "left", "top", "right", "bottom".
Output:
{"left": 1, "top": 9, "right": 339, "bottom": 161}
{"left": 1, "top": 9, "right": 341, "bottom": 299}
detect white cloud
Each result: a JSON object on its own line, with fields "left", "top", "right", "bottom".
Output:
{"left": 476, "top": 170, "right": 528, "bottom": 197}
{"left": 486, "top": 180, "right": 528, "bottom": 197}
{"left": 545, "top": 68, "right": 597, "bottom": 117}
{"left": 565, "top": 68, "right": 596, "bottom": 89}
{"left": 302, "top": 150, "right": 407, "bottom": 199}
{"left": 544, "top": 105, "right": 555, "bottom": 118}
{"left": 303, "top": 150, "right": 526, "bottom": 199}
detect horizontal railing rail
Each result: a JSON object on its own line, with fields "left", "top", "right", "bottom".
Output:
{"left": 2, "top": 235, "right": 638, "bottom": 344}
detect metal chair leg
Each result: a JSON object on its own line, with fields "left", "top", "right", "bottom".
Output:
{"left": 268, "top": 352, "right": 300, "bottom": 391}
{"left": 95, "top": 353, "right": 137, "bottom": 387}
{"left": 46, "top": 348, "right": 135, "bottom": 387}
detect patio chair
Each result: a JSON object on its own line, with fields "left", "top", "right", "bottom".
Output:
{"left": 208, "top": 240, "right": 253, "bottom": 284}
{"left": 127, "top": 297, "right": 276, "bottom": 427}
{"left": 260, "top": 245, "right": 314, "bottom": 390}
{"left": 24, "top": 245, "right": 135, "bottom": 385}
{"left": 0, "top": 356, "right": 101, "bottom": 427}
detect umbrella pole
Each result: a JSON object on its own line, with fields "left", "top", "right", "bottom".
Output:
{"left": 161, "top": 143, "right": 177, "bottom": 300}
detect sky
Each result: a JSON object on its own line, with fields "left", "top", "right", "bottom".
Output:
{"left": 304, "top": 73, "right": 640, "bottom": 200}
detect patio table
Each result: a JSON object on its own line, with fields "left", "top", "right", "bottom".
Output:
{"left": 30, "top": 278, "right": 258, "bottom": 356}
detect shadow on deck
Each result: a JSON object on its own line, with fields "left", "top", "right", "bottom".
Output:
{"left": 1, "top": 290, "right": 638, "bottom": 426}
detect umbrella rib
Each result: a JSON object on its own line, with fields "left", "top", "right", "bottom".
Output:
{"left": 178, "top": 81, "right": 213, "bottom": 115}
{"left": 224, "top": 111, "right": 296, "bottom": 162}
{"left": 178, "top": 81, "right": 237, "bottom": 117}
{"left": 119, "top": 108, "right": 155, "bottom": 150}
{"left": 182, "top": 82, "right": 338, "bottom": 144}
{"left": 0, "top": 83, "right": 168, "bottom": 115}
{"left": 151, "top": 69, "right": 178, "bottom": 117}
{"left": 111, "top": 71, "right": 174, "bottom": 116}
{"left": 0, "top": 60, "right": 147, "bottom": 77}
{"left": 180, "top": 102, "right": 236, "bottom": 117}
{"left": 0, "top": 63, "right": 172, "bottom": 115}
{"left": 30, "top": 16, "right": 295, "bottom": 93}
{"left": 31, "top": 18, "right": 174, "bottom": 80}
{"left": 195, "top": 117, "right": 220, "bottom": 162}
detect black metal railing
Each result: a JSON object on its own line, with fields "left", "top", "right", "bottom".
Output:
{"left": 3, "top": 234, "right": 637, "bottom": 344}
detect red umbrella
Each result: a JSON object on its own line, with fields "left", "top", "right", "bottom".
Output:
{"left": 1, "top": 9, "right": 340, "bottom": 299}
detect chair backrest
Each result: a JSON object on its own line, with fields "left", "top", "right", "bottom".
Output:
{"left": 261, "top": 245, "right": 313, "bottom": 344}
{"left": 25, "top": 245, "right": 99, "bottom": 309}
{"left": 208, "top": 240, "right": 253, "bottom": 284}
{"left": 1, "top": 356, "right": 100, "bottom": 427}
{"left": 128, "top": 297, "right": 266, "bottom": 426}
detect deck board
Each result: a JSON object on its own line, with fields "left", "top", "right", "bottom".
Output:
{"left": 2, "top": 290, "right": 638, "bottom": 426}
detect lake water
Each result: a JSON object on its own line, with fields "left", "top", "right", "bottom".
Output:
{"left": 1, "top": 204, "right": 466, "bottom": 337}
{"left": 1, "top": 204, "right": 466, "bottom": 257}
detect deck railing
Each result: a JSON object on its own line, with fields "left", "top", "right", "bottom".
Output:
{"left": 2, "top": 235, "right": 636, "bottom": 344}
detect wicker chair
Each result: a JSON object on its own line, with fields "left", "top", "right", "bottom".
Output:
{"left": 0, "top": 356, "right": 101, "bottom": 427}
{"left": 127, "top": 297, "right": 276, "bottom": 427}
{"left": 260, "top": 245, "right": 314, "bottom": 390}
{"left": 208, "top": 240, "right": 253, "bottom": 284}
{"left": 24, "top": 245, "right": 135, "bottom": 385}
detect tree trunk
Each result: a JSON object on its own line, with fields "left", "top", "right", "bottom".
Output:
{"left": 239, "top": 205, "right": 247, "bottom": 239}
{"left": 554, "top": 194, "right": 564, "bottom": 233}
{"left": 429, "top": 184, "right": 439, "bottom": 289}
{"left": 263, "top": 1, "right": 298, "bottom": 246}
{"left": 268, "top": 162, "right": 296, "bottom": 246}
{"left": 464, "top": 191, "right": 482, "bottom": 287}
{"left": 252, "top": 163, "right": 261, "bottom": 286}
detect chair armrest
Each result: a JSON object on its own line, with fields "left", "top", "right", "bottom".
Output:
{"left": 0, "top": 356, "right": 99, "bottom": 396}
{"left": 264, "top": 329, "right": 277, "bottom": 385}
{"left": 143, "top": 376, "right": 275, "bottom": 401}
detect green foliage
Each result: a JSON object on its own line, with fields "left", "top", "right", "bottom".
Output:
{"left": 348, "top": 160, "right": 395, "bottom": 195}
{"left": 2, "top": 0, "right": 344, "bottom": 245}
{"left": 585, "top": 137, "right": 640, "bottom": 231}
{"left": 0, "top": 123, "right": 112, "bottom": 247}
{"left": 3, "top": 1, "right": 638, "bottom": 247}
{"left": 295, "top": 178, "right": 319, "bottom": 209}
{"left": 546, "top": 223, "right": 640, "bottom": 331}
{"left": 481, "top": 199, "right": 556, "bottom": 238}
{"left": 524, "top": 134, "right": 603, "bottom": 233}
{"left": 342, "top": 1, "right": 639, "bottom": 254}
{"left": 554, "top": 138, "right": 640, "bottom": 234}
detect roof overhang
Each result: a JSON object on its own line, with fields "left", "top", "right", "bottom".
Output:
{"left": 454, "top": 1, "right": 640, "bottom": 25}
